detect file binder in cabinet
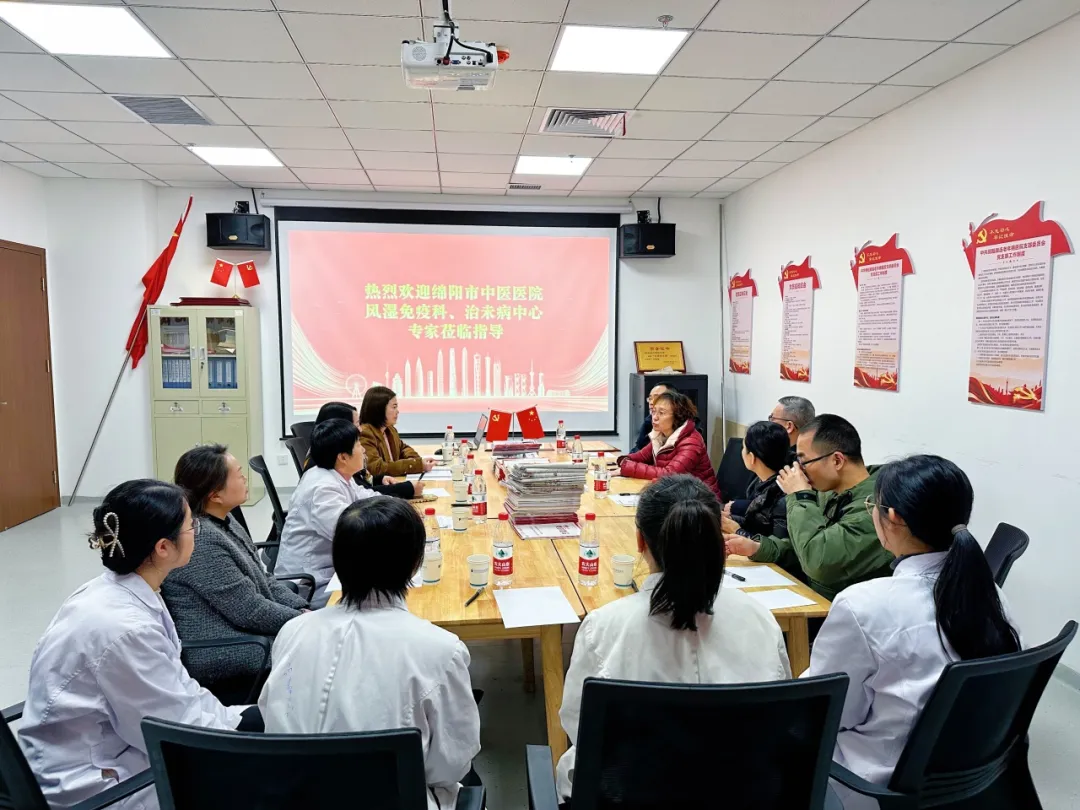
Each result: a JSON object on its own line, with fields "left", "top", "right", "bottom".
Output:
{"left": 148, "top": 305, "right": 264, "bottom": 505}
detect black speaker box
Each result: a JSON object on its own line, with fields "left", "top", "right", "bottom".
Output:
{"left": 206, "top": 213, "right": 271, "bottom": 251}
{"left": 619, "top": 222, "right": 676, "bottom": 258}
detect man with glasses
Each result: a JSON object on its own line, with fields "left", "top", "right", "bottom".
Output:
{"left": 768, "top": 395, "right": 815, "bottom": 465}
{"left": 725, "top": 414, "right": 892, "bottom": 600}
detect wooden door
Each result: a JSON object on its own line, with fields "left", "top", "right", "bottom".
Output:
{"left": 0, "top": 240, "right": 59, "bottom": 530}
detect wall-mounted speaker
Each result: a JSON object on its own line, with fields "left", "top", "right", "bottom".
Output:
{"left": 619, "top": 222, "right": 676, "bottom": 258}
{"left": 206, "top": 213, "right": 271, "bottom": 251}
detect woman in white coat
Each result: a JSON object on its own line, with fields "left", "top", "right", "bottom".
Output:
{"left": 260, "top": 496, "right": 480, "bottom": 810}
{"left": 805, "top": 454, "right": 1021, "bottom": 796}
{"left": 557, "top": 474, "right": 791, "bottom": 801}
{"left": 18, "top": 480, "right": 259, "bottom": 810}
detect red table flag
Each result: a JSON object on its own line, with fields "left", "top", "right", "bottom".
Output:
{"left": 516, "top": 407, "right": 545, "bottom": 439}
{"left": 236, "top": 260, "right": 260, "bottom": 288}
{"left": 486, "top": 410, "right": 511, "bottom": 442}
{"left": 210, "top": 258, "right": 232, "bottom": 287}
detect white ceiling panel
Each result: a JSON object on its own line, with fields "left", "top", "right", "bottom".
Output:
{"left": 679, "top": 140, "right": 777, "bottom": 160}
{"left": 224, "top": 98, "right": 337, "bottom": 127}
{"left": 254, "top": 126, "right": 352, "bottom": 149}
{"left": 426, "top": 21, "right": 559, "bottom": 70}
{"left": 536, "top": 73, "right": 654, "bottom": 109}
{"left": 275, "top": 0, "right": 415, "bottom": 12}
{"left": 311, "top": 65, "right": 430, "bottom": 102}
{"left": 831, "top": 84, "right": 928, "bottom": 116}
{"left": 0, "top": 55, "right": 98, "bottom": 92}
{"left": 56, "top": 163, "right": 156, "bottom": 179}
{"left": 436, "top": 70, "right": 543, "bottom": 106}
{"left": 511, "top": 173, "right": 579, "bottom": 189}
{"left": 437, "top": 153, "right": 518, "bottom": 173}
{"left": 128, "top": 0, "right": 275, "bottom": 7}
{"left": 58, "top": 122, "right": 173, "bottom": 146}
{"left": 960, "top": 0, "right": 1080, "bottom": 45}
{"left": 625, "top": 110, "right": 725, "bottom": 140}
{"left": 3, "top": 92, "right": 138, "bottom": 122}
{"left": 573, "top": 175, "right": 647, "bottom": 191}
{"left": 283, "top": 13, "right": 422, "bottom": 67}
{"left": 0, "top": 143, "right": 37, "bottom": 160}
{"left": 134, "top": 8, "right": 302, "bottom": 61}
{"left": 885, "top": 42, "right": 1007, "bottom": 86}
{"left": 789, "top": 116, "right": 869, "bottom": 141}
{"left": 0, "top": 96, "right": 40, "bottom": 120}
{"left": 757, "top": 141, "right": 821, "bottom": 161}
{"left": 216, "top": 166, "right": 300, "bottom": 183}
{"left": 61, "top": 57, "right": 212, "bottom": 95}
{"left": 706, "top": 177, "right": 754, "bottom": 192}
{"left": 639, "top": 77, "right": 765, "bottom": 112}
{"left": 835, "top": 0, "right": 1014, "bottom": 41}
{"left": 137, "top": 163, "right": 229, "bottom": 180}
{"left": 103, "top": 144, "right": 203, "bottom": 163}
{"left": 293, "top": 168, "right": 374, "bottom": 185}
{"left": 365, "top": 169, "right": 440, "bottom": 186}
{"left": 507, "top": 187, "right": 568, "bottom": 196}
{"left": 0, "top": 120, "right": 87, "bottom": 142}
{"left": 421, "top": 0, "right": 568, "bottom": 22}
{"left": 435, "top": 130, "right": 521, "bottom": 154}
{"left": 330, "top": 100, "right": 432, "bottom": 130}
{"left": 563, "top": 0, "right": 716, "bottom": 28}
{"left": 779, "top": 38, "right": 940, "bottom": 83}
{"left": 433, "top": 104, "right": 532, "bottom": 132}
{"left": 587, "top": 157, "right": 671, "bottom": 176}
{"left": 186, "top": 97, "right": 244, "bottom": 126}
{"left": 599, "top": 139, "right": 693, "bottom": 158}
{"left": 0, "top": 21, "right": 42, "bottom": 53}
{"left": 356, "top": 151, "right": 440, "bottom": 170}
{"left": 736, "top": 80, "right": 870, "bottom": 115}
{"left": 440, "top": 171, "right": 511, "bottom": 187}
{"left": 638, "top": 176, "right": 716, "bottom": 192}
{"left": 12, "top": 142, "right": 122, "bottom": 162}
{"left": 519, "top": 133, "right": 609, "bottom": 157}
{"left": 347, "top": 128, "right": 437, "bottom": 151}
{"left": 705, "top": 113, "right": 818, "bottom": 140}
{"left": 444, "top": 186, "right": 507, "bottom": 195}
{"left": 701, "top": 0, "right": 867, "bottom": 35}
{"left": 727, "top": 161, "right": 787, "bottom": 179}
{"left": 187, "top": 61, "right": 323, "bottom": 99}
{"left": 304, "top": 183, "right": 374, "bottom": 191}
{"left": 659, "top": 159, "right": 745, "bottom": 177}
{"left": 7, "top": 162, "right": 79, "bottom": 177}
{"left": 664, "top": 32, "right": 817, "bottom": 79}
{"left": 157, "top": 124, "right": 262, "bottom": 147}
{"left": 272, "top": 149, "right": 360, "bottom": 168}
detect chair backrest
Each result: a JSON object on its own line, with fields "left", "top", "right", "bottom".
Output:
{"left": 983, "top": 522, "right": 1030, "bottom": 587}
{"left": 248, "top": 455, "right": 286, "bottom": 534}
{"left": 716, "top": 437, "right": 756, "bottom": 503}
{"left": 141, "top": 718, "right": 429, "bottom": 810}
{"left": 290, "top": 421, "right": 315, "bottom": 442}
{"left": 889, "top": 620, "right": 1077, "bottom": 804}
{"left": 283, "top": 436, "right": 309, "bottom": 478}
{"left": 569, "top": 674, "right": 848, "bottom": 810}
{"left": 228, "top": 505, "right": 250, "bottom": 535}
{"left": 1, "top": 706, "right": 50, "bottom": 810}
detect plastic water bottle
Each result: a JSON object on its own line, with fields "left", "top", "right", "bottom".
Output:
{"left": 492, "top": 512, "right": 514, "bottom": 588}
{"left": 423, "top": 507, "right": 440, "bottom": 553}
{"left": 444, "top": 425, "right": 455, "bottom": 445}
{"left": 578, "top": 513, "right": 599, "bottom": 587}
{"left": 593, "top": 451, "right": 609, "bottom": 499}
{"left": 471, "top": 469, "right": 488, "bottom": 524}
{"left": 556, "top": 420, "right": 567, "bottom": 452}
{"left": 571, "top": 435, "right": 584, "bottom": 464}
{"left": 466, "top": 453, "right": 476, "bottom": 476}
{"left": 460, "top": 439, "right": 469, "bottom": 460}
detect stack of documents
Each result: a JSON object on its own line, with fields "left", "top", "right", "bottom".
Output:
{"left": 491, "top": 440, "right": 542, "bottom": 458}
{"left": 505, "top": 462, "right": 586, "bottom": 536}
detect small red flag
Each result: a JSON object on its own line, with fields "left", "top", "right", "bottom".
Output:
{"left": 486, "top": 410, "right": 511, "bottom": 442}
{"left": 236, "top": 259, "right": 260, "bottom": 288}
{"left": 210, "top": 258, "right": 233, "bottom": 287}
{"left": 516, "top": 407, "right": 545, "bottom": 440}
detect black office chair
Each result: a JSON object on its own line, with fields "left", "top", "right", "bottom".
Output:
{"left": 248, "top": 455, "right": 287, "bottom": 569}
{"left": 832, "top": 620, "right": 1077, "bottom": 809}
{"left": 283, "top": 436, "right": 309, "bottom": 478}
{"left": 716, "top": 437, "right": 756, "bottom": 503}
{"left": 527, "top": 674, "right": 849, "bottom": 810}
{"left": 180, "top": 636, "right": 272, "bottom": 706}
{"left": 984, "top": 522, "right": 1030, "bottom": 587}
{"left": 290, "top": 421, "right": 315, "bottom": 442}
{"left": 230, "top": 487, "right": 315, "bottom": 602}
{"left": 141, "top": 719, "right": 484, "bottom": 810}
{"left": 3, "top": 702, "right": 154, "bottom": 810}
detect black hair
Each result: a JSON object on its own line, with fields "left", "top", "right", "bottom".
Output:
{"left": 310, "top": 418, "right": 362, "bottom": 470}
{"left": 743, "top": 420, "right": 790, "bottom": 473}
{"left": 649, "top": 382, "right": 677, "bottom": 394}
{"left": 173, "top": 444, "right": 229, "bottom": 515}
{"left": 875, "top": 455, "right": 1020, "bottom": 661}
{"left": 333, "top": 497, "right": 425, "bottom": 608}
{"left": 359, "top": 386, "right": 396, "bottom": 429}
{"left": 88, "top": 479, "right": 188, "bottom": 575}
{"left": 635, "top": 475, "right": 725, "bottom": 631}
{"left": 803, "top": 414, "right": 863, "bottom": 462}
{"left": 654, "top": 391, "right": 698, "bottom": 430}
{"left": 316, "top": 401, "right": 357, "bottom": 424}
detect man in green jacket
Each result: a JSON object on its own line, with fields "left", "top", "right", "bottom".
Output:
{"left": 725, "top": 414, "right": 893, "bottom": 601}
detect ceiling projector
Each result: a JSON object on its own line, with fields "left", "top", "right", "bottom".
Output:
{"left": 402, "top": 1, "right": 499, "bottom": 91}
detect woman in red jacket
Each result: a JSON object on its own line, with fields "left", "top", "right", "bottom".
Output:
{"left": 619, "top": 391, "right": 722, "bottom": 499}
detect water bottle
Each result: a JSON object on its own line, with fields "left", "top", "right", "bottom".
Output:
{"left": 466, "top": 453, "right": 476, "bottom": 476}
{"left": 460, "top": 439, "right": 469, "bottom": 461}
{"left": 423, "top": 507, "right": 440, "bottom": 553}
{"left": 492, "top": 512, "right": 513, "bottom": 588}
{"left": 471, "top": 469, "right": 488, "bottom": 524}
{"left": 556, "top": 420, "right": 567, "bottom": 452}
{"left": 578, "top": 513, "right": 599, "bottom": 587}
{"left": 571, "top": 435, "right": 584, "bottom": 464}
{"left": 593, "top": 451, "right": 609, "bottom": 499}
{"left": 444, "top": 425, "right": 455, "bottom": 445}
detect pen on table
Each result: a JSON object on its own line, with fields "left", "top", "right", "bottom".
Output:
{"left": 726, "top": 571, "right": 747, "bottom": 582}
{"left": 630, "top": 580, "right": 639, "bottom": 593}
{"left": 464, "top": 587, "right": 484, "bottom": 607}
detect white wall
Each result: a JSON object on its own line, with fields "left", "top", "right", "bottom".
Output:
{"left": 721, "top": 15, "right": 1080, "bottom": 667}
{"left": 0, "top": 163, "right": 47, "bottom": 248}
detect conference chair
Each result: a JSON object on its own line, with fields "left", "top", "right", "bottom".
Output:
{"left": 181, "top": 636, "right": 272, "bottom": 706}
{"left": 230, "top": 499, "right": 315, "bottom": 602}
{"left": 831, "top": 620, "right": 1077, "bottom": 809}
{"left": 2, "top": 702, "right": 154, "bottom": 810}
{"left": 140, "top": 719, "right": 485, "bottom": 810}
{"left": 290, "top": 421, "right": 315, "bottom": 442}
{"left": 526, "top": 674, "right": 849, "bottom": 810}
{"left": 984, "top": 522, "right": 1030, "bottom": 587}
{"left": 248, "top": 455, "right": 287, "bottom": 568}
{"left": 283, "top": 436, "right": 309, "bottom": 478}
{"left": 716, "top": 437, "right": 756, "bottom": 503}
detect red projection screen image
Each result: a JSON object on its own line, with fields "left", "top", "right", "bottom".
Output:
{"left": 278, "top": 219, "right": 619, "bottom": 435}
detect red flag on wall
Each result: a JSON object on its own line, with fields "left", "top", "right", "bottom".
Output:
{"left": 125, "top": 196, "right": 193, "bottom": 369}
{"left": 486, "top": 410, "right": 511, "bottom": 442}
{"left": 516, "top": 407, "right": 545, "bottom": 439}
{"left": 236, "top": 260, "right": 261, "bottom": 288}
{"left": 210, "top": 258, "right": 233, "bottom": 287}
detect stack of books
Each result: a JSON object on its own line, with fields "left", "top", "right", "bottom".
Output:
{"left": 504, "top": 462, "right": 586, "bottom": 537}
{"left": 491, "top": 439, "right": 542, "bottom": 458}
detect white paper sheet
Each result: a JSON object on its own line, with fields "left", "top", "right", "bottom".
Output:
{"left": 514, "top": 522, "right": 582, "bottom": 539}
{"left": 724, "top": 566, "right": 797, "bottom": 589}
{"left": 494, "top": 587, "right": 581, "bottom": 629}
{"left": 436, "top": 516, "right": 453, "bottom": 529}
{"left": 609, "top": 494, "right": 640, "bottom": 507}
{"left": 408, "top": 469, "right": 453, "bottom": 481}
{"left": 746, "top": 588, "right": 816, "bottom": 610}
{"left": 425, "top": 488, "right": 451, "bottom": 498}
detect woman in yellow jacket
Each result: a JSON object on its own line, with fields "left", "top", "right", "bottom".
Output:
{"left": 359, "top": 385, "right": 436, "bottom": 478}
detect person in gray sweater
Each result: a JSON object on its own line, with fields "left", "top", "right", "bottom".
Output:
{"left": 163, "top": 444, "right": 309, "bottom": 703}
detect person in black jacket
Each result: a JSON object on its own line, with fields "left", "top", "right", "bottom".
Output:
{"left": 722, "top": 420, "right": 790, "bottom": 543}
{"left": 312, "top": 402, "right": 419, "bottom": 500}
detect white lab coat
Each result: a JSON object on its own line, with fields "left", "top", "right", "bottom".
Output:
{"left": 18, "top": 571, "right": 243, "bottom": 810}
{"left": 274, "top": 466, "right": 379, "bottom": 603}
{"left": 804, "top": 552, "right": 1020, "bottom": 793}
{"left": 556, "top": 573, "right": 792, "bottom": 800}
{"left": 259, "top": 601, "right": 480, "bottom": 810}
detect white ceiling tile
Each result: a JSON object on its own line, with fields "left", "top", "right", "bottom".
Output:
{"left": 664, "top": 32, "right": 817, "bottom": 79}
{"left": 103, "top": 144, "right": 203, "bottom": 163}
{"left": 275, "top": 0, "right": 416, "bottom": 13}
{"left": 424, "top": 20, "right": 559, "bottom": 70}
{"left": 434, "top": 70, "right": 544, "bottom": 106}
{"left": 707, "top": 177, "right": 754, "bottom": 192}
{"left": 186, "top": 61, "right": 322, "bottom": 99}
{"left": 284, "top": 13, "right": 422, "bottom": 67}
{"left": 304, "top": 183, "right": 374, "bottom": 191}
{"left": 0, "top": 120, "right": 86, "bottom": 142}
{"left": 508, "top": 187, "right": 569, "bottom": 196}
{"left": 440, "top": 171, "right": 510, "bottom": 187}
{"left": 147, "top": 180, "right": 168, "bottom": 187}
{"left": 832, "top": 84, "right": 928, "bottom": 116}
{"left": 960, "top": 0, "right": 1080, "bottom": 44}
{"left": 638, "top": 176, "right": 716, "bottom": 192}
{"left": 138, "top": 163, "right": 229, "bottom": 181}
{"left": 836, "top": 0, "right": 1014, "bottom": 40}
{"left": 705, "top": 113, "right": 818, "bottom": 140}
{"left": 224, "top": 98, "right": 337, "bottom": 127}
{"left": 437, "top": 153, "right": 517, "bottom": 173}
{"left": 563, "top": 0, "right": 715, "bottom": 28}
{"left": 12, "top": 142, "right": 122, "bottom": 162}
{"left": 659, "top": 159, "right": 744, "bottom": 177}
{"left": 0, "top": 96, "right": 40, "bottom": 120}
{"left": 3, "top": 92, "right": 137, "bottom": 123}
{"left": 737, "top": 80, "right": 870, "bottom": 114}
{"left": 157, "top": 124, "right": 261, "bottom": 147}
{"left": 679, "top": 141, "right": 777, "bottom": 160}
{"left": 0, "top": 143, "right": 37, "bottom": 160}
{"left": 519, "top": 133, "right": 608, "bottom": 157}
{"left": 789, "top": 115, "right": 869, "bottom": 141}
{"left": 311, "top": 65, "right": 424, "bottom": 102}
{"left": 536, "top": 73, "right": 653, "bottom": 109}
{"left": 348, "top": 128, "right": 437, "bottom": 151}
{"left": 293, "top": 168, "right": 373, "bottom": 185}
{"left": 254, "top": 127, "right": 352, "bottom": 149}
{"left": 60, "top": 57, "right": 211, "bottom": 96}
{"left": 779, "top": 38, "right": 940, "bottom": 83}
{"left": 216, "top": 166, "right": 300, "bottom": 184}
{"left": 434, "top": 104, "right": 531, "bottom": 132}
{"left": 274, "top": 149, "right": 360, "bottom": 169}
{"left": 727, "top": 161, "right": 787, "bottom": 179}
{"left": 885, "top": 42, "right": 1007, "bottom": 86}
{"left": 695, "top": 191, "right": 733, "bottom": 198}
{"left": 587, "top": 158, "right": 670, "bottom": 176}
{"left": 7, "top": 162, "right": 79, "bottom": 177}
{"left": 441, "top": 186, "right": 506, "bottom": 195}
{"left": 185, "top": 97, "right": 243, "bottom": 126}
{"left": 0, "top": 21, "right": 42, "bottom": 53}
{"left": 55, "top": 163, "right": 156, "bottom": 179}
{"left": 421, "top": 0, "right": 568, "bottom": 22}
{"left": 364, "top": 169, "right": 440, "bottom": 186}
{"left": 571, "top": 188, "right": 642, "bottom": 196}
{"left": 701, "top": 0, "right": 867, "bottom": 35}
{"left": 511, "top": 173, "right": 578, "bottom": 189}
{"left": 757, "top": 141, "right": 821, "bottom": 161}
{"left": 129, "top": 0, "right": 275, "bottom": 7}
{"left": 625, "top": 110, "right": 725, "bottom": 140}
{"left": 58, "top": 122, "right": 173, "bottom": 145}
{"left": 0, "top": 55, "right": 97, "bottom": 92}
{"left": 135, "top": 8, "right": 302, "bottom": 61}
{"left": 163, "top": 179, "right": 238, "bottom": 188}
{"left": 435, "top": 130, "right": 520, "bottom": 153}
{"left": 357, "top": 151, "right": 439, "bottom": 170}
{"left": 329, "top": 100, "right": 432, "bottom": 130}
{"left": 638, "top": 77, "right": 765, "bottom": 112}
{"left": 600, "top": 139, "right": 692, "bottom": 158}
{"left": 573, "top": 175, "right": 647, "bottom": 191}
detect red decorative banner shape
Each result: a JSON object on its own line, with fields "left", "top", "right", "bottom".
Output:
{"left": 728, "top": 269, "right": 757, "bottom": 374}
{"left": 778, "top": 258, "right": 819, "bottom": 383}
{"left": 851, "top": 235, "right": 914, "bottom": 391}
{"left": 727, "top": 268, "right": 758, "bottom": 300}
{"left": 777, "top": 256, "right": 820, "bottom": 297}
{"left": 962, "top": 201, "right": 1070, "bottom": 275}
{"left": 850, "top": 233, "right": 914, "bottom": 287}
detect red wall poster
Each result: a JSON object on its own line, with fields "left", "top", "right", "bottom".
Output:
{"left": 962, "top": 202, "right": 1071, "bottom": 410}
{"left": 728, "top": 269, "right": 757, "bottom": 374}
{"left": 778, "top": 258, "right": 820, "bottom": 382}
{"left": 851, "top": 235, "right": 914, "bottom": 391}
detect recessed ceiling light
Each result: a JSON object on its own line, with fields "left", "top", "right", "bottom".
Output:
{"left": 515, "top": 155, "right": 592, "bottom": 176}
{"left": 0, "top": 2, "right": 170, "bottom": 58}
{"left": 190, "top": 147, "right": 282, "bottom": 167}
{"left": 551, "top": 25, "right": 688, "bottom": 75}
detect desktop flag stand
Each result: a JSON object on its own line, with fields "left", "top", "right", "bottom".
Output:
{"left": 486, "top": 408, "right": 546, "bottom": 443}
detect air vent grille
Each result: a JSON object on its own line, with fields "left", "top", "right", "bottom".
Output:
{"left": 540, "top": 108, "right": 627, "bottom": 137}
{"left": 508, "top": 183, "right": 542, "bottom": 190}
{"left": 112, "top": 96, "right": 211, "bottom": 126}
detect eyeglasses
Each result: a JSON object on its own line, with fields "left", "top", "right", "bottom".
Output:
{"left": 864, "top": 496, "right": 877, "bottom": 516}
{"left": 797, "top": 452, "right": 834, "bottom": 469}
{"left": 768, "top": 415, "right": 793, "bottom": 426}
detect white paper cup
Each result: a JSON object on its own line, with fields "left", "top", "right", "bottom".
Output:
{"left": 452, "top": 503, "right": 471, "bottom": 531}
{"left": 423, "top": 549, "right": 443, "bottom": 584}
{"left": 467, "top": 554, "right": 490, "bottom": 588}
{"left": 451, "top": 463, "right": 465, "bottom": 481}
{"left": 453, "top": 480, "right": 469, "bottom": 501}
{"left": 612, "top": 554, "right": 636, "bottom": 588}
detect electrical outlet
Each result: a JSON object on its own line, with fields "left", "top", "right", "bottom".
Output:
{"left": 277, "top": 454, "right": 288, "bottom": 465}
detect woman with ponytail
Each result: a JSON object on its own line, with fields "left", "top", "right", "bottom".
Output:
{"left": 555, "top": 475, "right": 790, "bottom": 801}
{"left": 806, "top": 454, "right": 1021, "bottom": 789}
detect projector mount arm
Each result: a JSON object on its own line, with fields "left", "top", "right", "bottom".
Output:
{"left": 437, "top": 0, "right": 494, "bottom": 64}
